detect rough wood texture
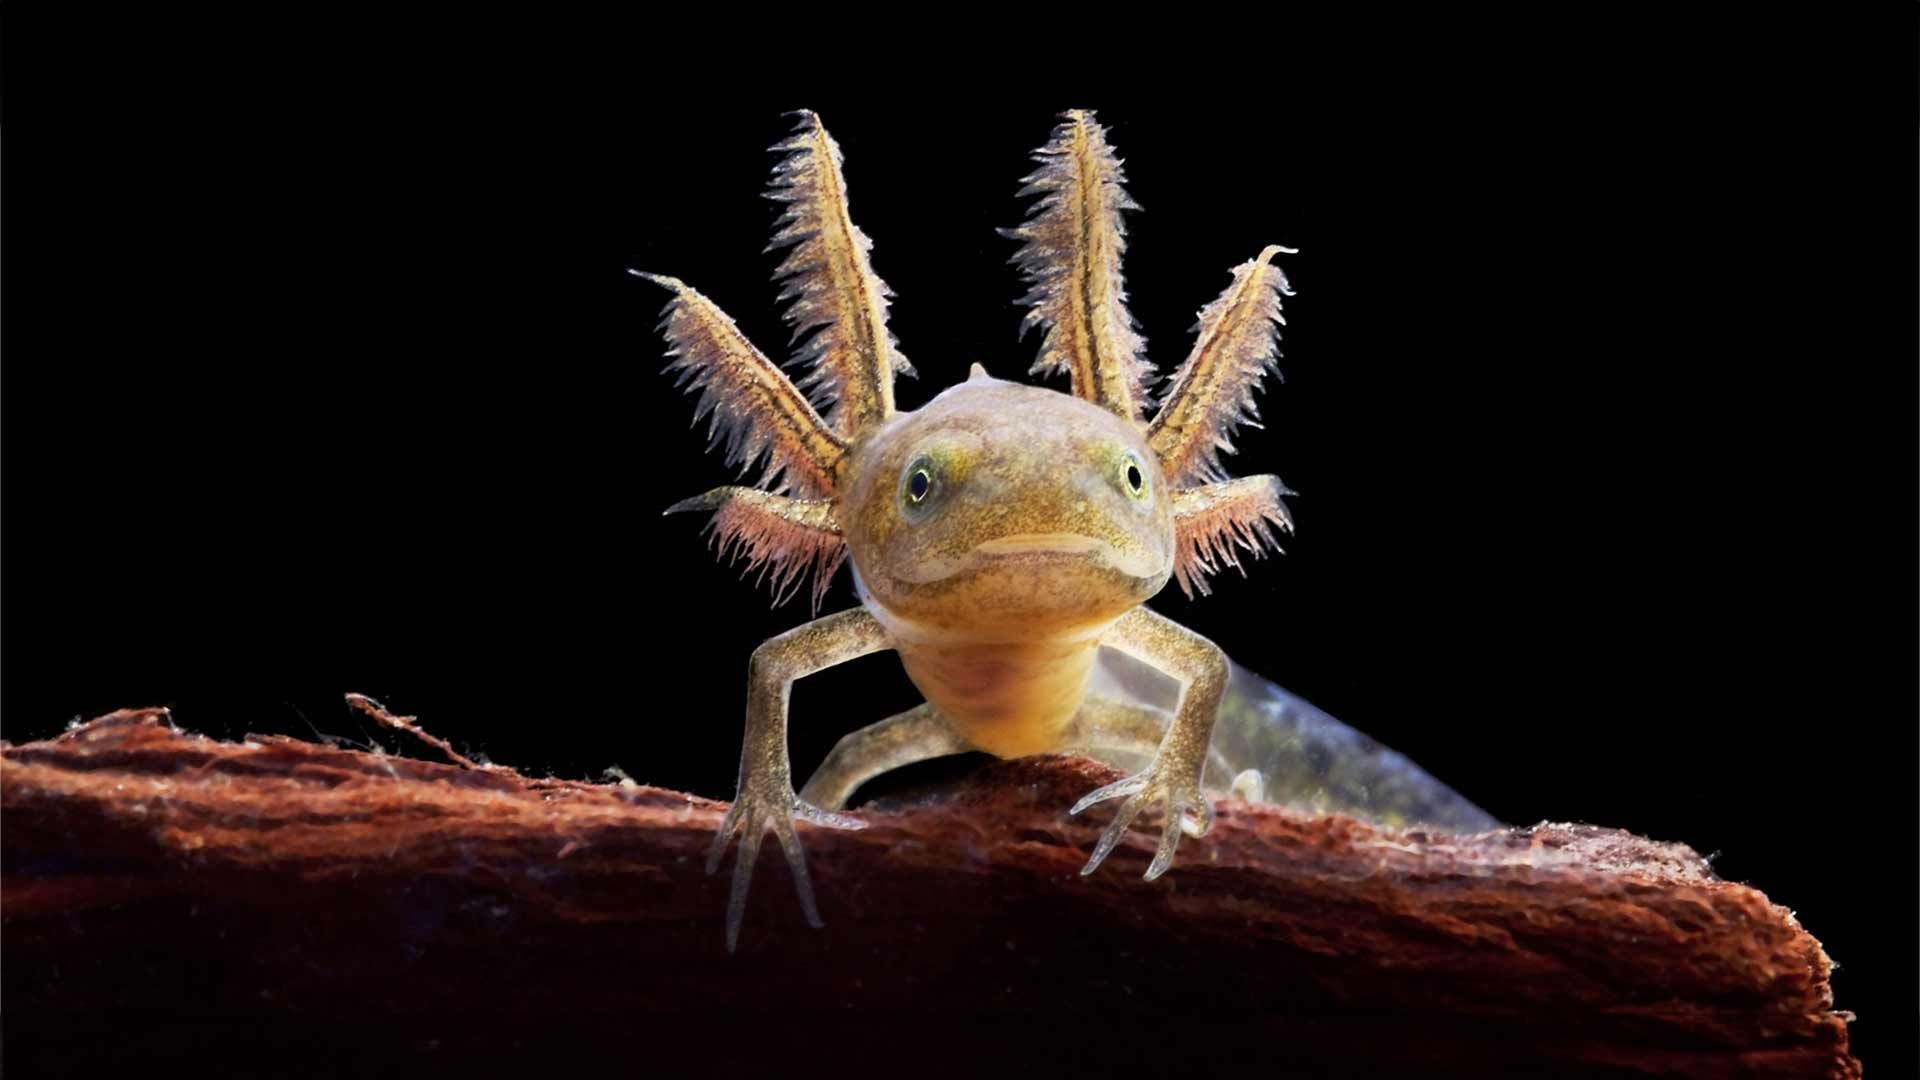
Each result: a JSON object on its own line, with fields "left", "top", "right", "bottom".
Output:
{"left": 2, "top": 707, "right": 1858, "bottom": 1079}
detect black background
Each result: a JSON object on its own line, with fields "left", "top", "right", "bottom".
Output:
{"left": 6, "top": 10, "right": 1914, "bottom": 1073}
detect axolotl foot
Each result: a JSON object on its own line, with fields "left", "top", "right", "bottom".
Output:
{"left": 1070, "top": 761, "right": 1217, "bottom": 881}
{"left": 706, "top": 784, "right": 864, "bottom": 953}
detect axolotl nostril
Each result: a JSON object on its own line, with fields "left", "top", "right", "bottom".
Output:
{"left": 634, "top": 109, "right": 1488, "bottom": 952}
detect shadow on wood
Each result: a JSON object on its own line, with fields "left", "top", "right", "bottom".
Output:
{"left": 1, "top": 705, "right": 1858, "bottom": 1078}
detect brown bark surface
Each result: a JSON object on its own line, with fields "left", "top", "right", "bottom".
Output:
{"left": 2, "top": 706, "right": 1857, "bottom": 1078}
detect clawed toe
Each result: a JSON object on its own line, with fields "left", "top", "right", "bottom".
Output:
{"left": 1079, "top": 795, "right": 1146, "bottom": 875}
{"left": 1072, "top": 770, "right": 1213, "bottom": 881}
{"left": 1070, "top": 772, "right": 1149, "bottom": 817}
{"left": 721, "top": 828, "right": 765, "bottom": 952}
{"left": 705, "top": 801, "right": 746, "bottom": 875}
{"left": 709, "top": 791, "right": 860, "bottom": 952}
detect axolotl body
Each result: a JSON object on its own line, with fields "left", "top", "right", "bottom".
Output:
{"left": 639, "top": 110, "right": 1307, "bottom": 949}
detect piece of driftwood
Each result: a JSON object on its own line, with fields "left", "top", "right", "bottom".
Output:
{"left": 1, "top": 706, "right": 1857, "bottom": 1079}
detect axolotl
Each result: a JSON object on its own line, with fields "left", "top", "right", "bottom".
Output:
{"left": 636, "top": 110, "right": 1485, "bottom": 950}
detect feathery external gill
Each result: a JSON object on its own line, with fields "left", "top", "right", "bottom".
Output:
{"left": 665, "top": 486, "right": 847, "bottom": 613}
{"left": 1149, "top": 245, "right": 1296, "bottom": 486}
{"left": 768, "top": 111, "right": 913, "bottom": 438}
{"left": 1003, "top": 110, "right": 1153, "bottom": 422}
{"left": 1169, "top": 475, "right": 1296, "bottom": 598}
{"left": 635, "top": 272, "right": 846, "bottom": 498}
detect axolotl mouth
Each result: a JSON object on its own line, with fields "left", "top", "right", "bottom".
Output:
{"left": 973, "top": 532, "right": 1107, "bottom": 557}
{"left": 893, "top": 531, "right": 1166, "bottom": 585}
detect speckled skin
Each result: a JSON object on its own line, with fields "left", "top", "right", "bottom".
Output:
{"left": 844, "top": 373, "right": 1174, "bottom": 756}
{"left": 642, "top": 110, "right": 1297, "bottom": 950}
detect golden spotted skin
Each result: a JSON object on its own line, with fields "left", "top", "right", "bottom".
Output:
{"left": 644, "top": 111, "right": 1298, "bottom": 951}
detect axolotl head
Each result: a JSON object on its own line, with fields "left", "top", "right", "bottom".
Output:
{"left": 841, "top": 367, "right": 1175, "bottom": 638}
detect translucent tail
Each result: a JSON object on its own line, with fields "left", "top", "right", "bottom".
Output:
{"left": 1086, "top": 648, "right": 1498, "bottom": 832}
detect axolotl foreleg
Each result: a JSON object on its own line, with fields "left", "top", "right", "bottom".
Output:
{"left": 709, "top": 604, "right": 1229, "bottom": 946}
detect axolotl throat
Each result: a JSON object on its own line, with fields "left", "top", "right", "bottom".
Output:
{"left": 637, "top": 110, "right": 1299, "bottom": 950}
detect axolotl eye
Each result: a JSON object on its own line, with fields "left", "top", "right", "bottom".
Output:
{"left": 1118, "top": 448, "right": 1152, "bottom": 503}
{"left": 899, "top": 454, "right": 942, "bottom": 520}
